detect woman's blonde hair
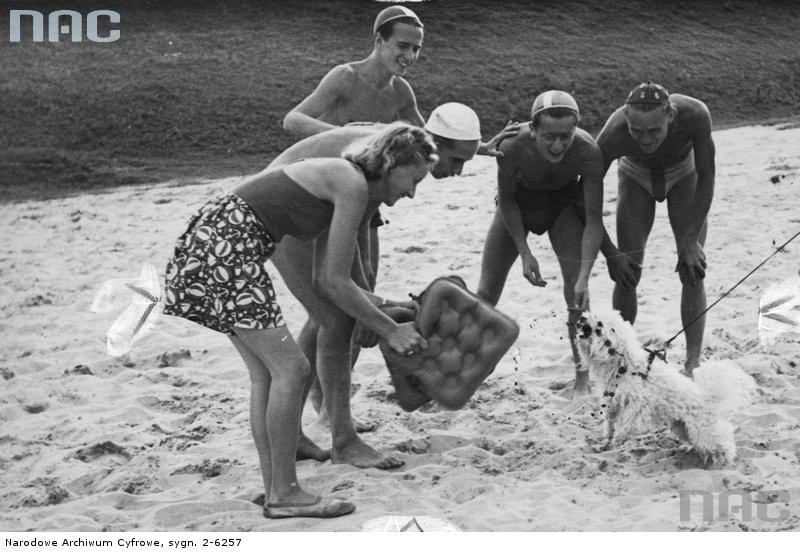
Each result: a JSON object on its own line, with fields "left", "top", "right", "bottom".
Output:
{"left": 343, "top": 122, "right": 438, "bottom": 179}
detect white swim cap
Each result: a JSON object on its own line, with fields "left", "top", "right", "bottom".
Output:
{"left": 531, "top": 90, "right": 580, "bottom": 119}
{"left": 424, "top": 103, "right": 481, "bottom": 141}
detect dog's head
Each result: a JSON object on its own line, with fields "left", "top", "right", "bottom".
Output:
{"left": 573, "top": 310, "right": 648, "bottom": 380}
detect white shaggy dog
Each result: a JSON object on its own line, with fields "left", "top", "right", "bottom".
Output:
{"left": 574, "top": 310, "right": 756, "bottom": 466}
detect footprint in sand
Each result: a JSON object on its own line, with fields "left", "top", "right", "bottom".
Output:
{"left": 395, "top": 437, "right": 431, "bottom": 454}
{"left": 154, "top": 500, "right": 255, "bottom": 528}
{"left": 66, "top": 468, "right": 114, "bottom": 496}
{"left": 21, "top": 402, "right": 48, "bottom": 414}
{"left": 19, "top": 477, "right": 70, "bottom": 508}
{"left": 21, "top": 294, "right": 54, "bottom": 307}
{"left": 119, "top": 475, "right": 160, "bottom": 495}
{"left": 156, "top": 350, "right": 192, "bottom": 367}
{"left": 170, "top": 458, "right": 238, "bottom": 478}
{"left": 64, "top": 364, "right": 93, "bottom": 376}
{"left": 74, "top": 441, "right": 131, "bottom": 463}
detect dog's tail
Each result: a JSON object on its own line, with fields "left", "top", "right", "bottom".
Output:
{"left": 693, "top": 360, "right": 757, "bottom": 413}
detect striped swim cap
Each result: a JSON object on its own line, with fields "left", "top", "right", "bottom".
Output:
{"left": 531, "top": 90, "right": 580, "bottom": 119}
{"left": 625, "top": 82, "right": 670, "bottom": 105}
{"left": 373, "top": 6, "right": 423, "bottom": 35}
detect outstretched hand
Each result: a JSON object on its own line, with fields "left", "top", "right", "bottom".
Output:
{"left": 573, "top": 280, "right": 590, "bottom": 312}
{"left": 521, "top": 254, "right": 547, "bottom": 287}
{"left": 481, "top": 120, "right": 522, "bottom": 157}
{"left": 676, "top": 238, "right": 707, "bottom": 283}
{"left": 607, "top": 251, "right": 642, "bottom": 289}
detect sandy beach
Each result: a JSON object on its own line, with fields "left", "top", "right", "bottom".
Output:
{"left": 1, "top": 123, "right": 798, "bottom": 531}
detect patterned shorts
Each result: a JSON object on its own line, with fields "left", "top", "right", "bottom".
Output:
{"left": 163, "top": 194, "right": 285, "bottom": 334}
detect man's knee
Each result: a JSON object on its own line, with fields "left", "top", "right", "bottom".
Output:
{"left": 677, "top": 263, "right": 705, "bottom": 287}
{"left": 614, "top": 278, "right": 640, "bottom": 294}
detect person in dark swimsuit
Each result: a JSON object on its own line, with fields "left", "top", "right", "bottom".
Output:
{"left": 162, "top": 123, "right": 437, "bottom": 519}
{"left": 476, "top": 90, "right": 605, "bottom": 396}
{"left": 270, "top": 104, "right": 518, "bottom": 469}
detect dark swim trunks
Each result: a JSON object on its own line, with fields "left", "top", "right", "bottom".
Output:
{"left": 163, "top": 194, "right": 284, "bottom": 334}
{"left": 501, "top": 177, "right": 584, "bottom": 235}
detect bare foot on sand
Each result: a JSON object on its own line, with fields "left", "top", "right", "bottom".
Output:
{"left": 573, "top": 371, "right": 592, "bottom": 396}
{"left": 680, "top": 362, "right": 697, "bottom": 378}
{"left": 332, "top": 436, "right": 404, "bottom": 469}
{"left": 296, "top": 433, "right": 330, "bottom": 462}
{"left": 314, "top": 407, "right": 377, "bottom": 433}
{"left": 558, "top": 371, "right": 592, "bottom": 399}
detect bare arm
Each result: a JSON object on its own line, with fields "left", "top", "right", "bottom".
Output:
{"left": 314, "top": 180, "right": 392, "bottom": 333}
{"left": 478, "top": 121, "right": 522, "bottom": 157}
{"left": 282, "top": 65, "right": 352, "bottom": 138}
{"left": 675, "top": 107, "right": 715, "bottom": 282}
{"left": 496, "top": 145, "right": 546, "bottom": 287}
{"left": 395, "top": 78, "right": 424, "bottom": 127}
{"left": 684, "top": 108, "right": 715, "bottom": 241}
{"left": 596, "top": 114, "right": 643, "bottom": 288}
{"left": 574, "top": 146, "right": 606, "bottom": 310}
{"left": 496, "top": 153, "right": 529, "bottom": 258}
{"left": 313, "top": 163, "right": 425, "bottom": 353}
{"left": 595, "top": 112, "right": 627, "bottom": 259}
{"left": 350, "top": 234, "right": 374, "bottom": 292}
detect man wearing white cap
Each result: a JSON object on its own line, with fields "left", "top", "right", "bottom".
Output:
{"left": 265, "top": 104, "right": 495, "bottom": 469}
{"left": 477, "top": 90, "right": 605, "bottom": 395}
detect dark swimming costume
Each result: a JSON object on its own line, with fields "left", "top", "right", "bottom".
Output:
{"left": 500, "top": 177, "right": 584, "bottom": 235}
{"left": 234, "top": 169, "right": 335, "bottom": 242}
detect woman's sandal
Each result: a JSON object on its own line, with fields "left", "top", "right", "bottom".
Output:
{"left": 264, "top": 496, "right": 356, "bottom": 519}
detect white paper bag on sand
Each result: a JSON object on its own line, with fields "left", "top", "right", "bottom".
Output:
{"left": 91, "top": 263, "right": 163, "bottom": 356}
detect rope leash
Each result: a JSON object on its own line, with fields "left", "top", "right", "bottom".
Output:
{"left": 643, "top": 228, "right": 800, "bottom": 372}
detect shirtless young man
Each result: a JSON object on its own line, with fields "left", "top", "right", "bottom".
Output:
{"left": 597, "top": 82, "right": 715, "bottom": 375}
{"left": 283, "top": 5, "right": 425, "bottom": 138}
{"left": 477, "top": 91, "right": 605, "bottom": 394}
{"left": 269, "top": 104, "right": 488, "bottom": 469}
{"left": 282, "top": 7, "right": 513, "bottom": 286}
{"left": 283, "top": 6, "right": 424, "bottom": 326}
